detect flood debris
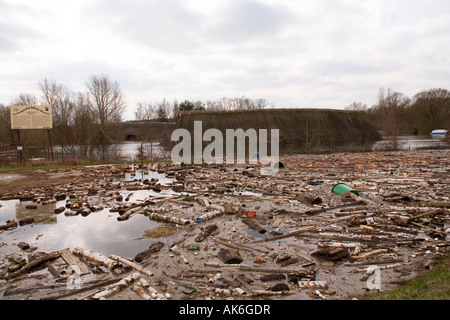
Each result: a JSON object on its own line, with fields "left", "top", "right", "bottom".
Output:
{"left": 134, "top": 241, "right": 164, "bottom": 262}
{"left": 0, "top": 150, "right": 449, "bottom": 300}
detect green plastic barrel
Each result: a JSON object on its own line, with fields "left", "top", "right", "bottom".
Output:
{"left": 332, "top": 183, "right": 359, "bottom": 196}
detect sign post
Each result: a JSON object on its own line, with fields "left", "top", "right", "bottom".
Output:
{"left": 10, "top": 105, "right": 53, "bottom": 163}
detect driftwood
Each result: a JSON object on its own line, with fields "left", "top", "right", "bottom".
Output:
{"left": 73, "top": 247, "right": 121, "bottom": 270}
{"left": 214, "top": 237, "right": 260, "bottom": 253}
{"left": 42, "top": 278, "right": 121, "bottom": 300}
{"left": 117, "top": 206, "right": 142, "bottom": 221}
{"left": 139, "top": 278, "right": 167, "bottom": 299}
{"left": 58, "top": 248, "right": 90, "bottom": 275}
{"left": 218, "top": 248, "right": 243, "bottom": 264}
{"left": 0, "top": 220, "right": 18, "bottom": 231}
{"left": 92, "top": 272, "right": 141, "bottom": 300}
{"left": 254, "top": 226, "right": 316, "bottom": 242}
{"left": 305, "top": 200, "right": 367, "bottom": 216}
{"left": 197, "top": 210, "right": 224, "bottom": 221}
{"left": 132, "top": 283, "right": 153, "bottom": 300}
{"left": 195, "top": 224, "right": 218, "bottom": 242}
{"left": 242, "top": 218, "right": 267, "bottom": 234}
{"left": 134, "top": 241, "right": 164, "bottom": 262}
{"left": 3, "top": 252, "right": 60, "bottom": 280}
{"left": 298, "top": 280, "right": 328, "bottom": 289}
{"left": 148, "top": 212, "right": 191, "bottom": 225}
{"left": 395, "top": 208, "right": 445, "bottom": 226}
{"left": 109, "top": 254, "right": 154, "bottom": 277}
{"left": 312, "top": 247, "right": 350, "bottom": 261}
{"left": 248, "top": 290, "right": 297, "bottom": 297}
{"left": 349, "top": 249, "right": 389, "bottom": 261}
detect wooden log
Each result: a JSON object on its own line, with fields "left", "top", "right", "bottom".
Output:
{"left": 298, "top": 280, "right": 328, "bottom": 289}
{"left": 3, "top": 252, "right": 60, "bottom": 280}
{"left": 349, "top": 249, "right": 388, "bottom": 261}
{"left": 148, "top": 212, "right": 191, "bottom": 225}
{"left": 92, "top": 272, "right": 141, "bottom": 300}
{"left": 0, "top": 220, "right": 18, "bottom": 231}
{"left": 140, "top": 278, "right": 167, "bottom": 299}
{"left": 73, "top": 247, "right": 121, "bottom": 270}
{"left": 195, "top": 224, "right": 218, "bottom": 242}
{"left": 134, "top": 241, "right": 164, "bottom": 262}
{"left": 395, "top": 208, "right": 444, "bottom": 226}
{"left": 217, "top": 248, "right": 243, "bottom": 264}
{"left": 242, "top": 218, "right": 267, "bottom": 234}
{"left": 305, "top": 200, "right": 366, "bottom": 216}
{"left": 117, "top": 206, "right": 142, "bottom": 221}
{"left": 109, "top": 254, "right": 154, "bottom": 277}
{"left": 312, "top": 247, "right": 350, "bottom": 261}
{"left": 254, "top": 225, "right": 316, "bottom": 243}
{"left": 132, "top": 283, "right": 152, "bottom": 300}
{"left": 197, "top": 210, "right": 224, "bottom": 221}
{"left": 42, "top": 278, "right": 121, "bottom": 300}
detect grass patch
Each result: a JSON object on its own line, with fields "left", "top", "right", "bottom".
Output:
{"left": 365, "top": 253, "right": 450, "bottom": 300}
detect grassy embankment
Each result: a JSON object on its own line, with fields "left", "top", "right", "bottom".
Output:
{"left": 365, "top": 254, "right": 450, "bottom": 300}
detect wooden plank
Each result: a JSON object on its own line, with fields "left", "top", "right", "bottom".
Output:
{"left": 58, "top": 248, "right": 90, "bottom": 275}
{"left": 272, "top": 214, "right": 286, "bottom": 228}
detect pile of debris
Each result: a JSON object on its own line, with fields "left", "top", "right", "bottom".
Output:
{"left": 0, "top": 149, "right": 448, "bottom": 300}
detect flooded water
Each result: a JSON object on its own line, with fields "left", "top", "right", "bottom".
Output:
{"left": 0, "top": 171, "right": 181, "bottom": 258}
{"left": 0, "top": 200, "right": 158, "bottom": 257}
{"left": 372, "top": 135, "right": 447, "bottom": 151}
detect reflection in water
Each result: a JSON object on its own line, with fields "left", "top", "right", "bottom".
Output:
{"left": 16, "top": 201, "right": 57, "bottom": 225}
{"left": 372, "top": 136, "right": 447, "bottom": 151}
{"left": 0, "top": 200, "right": 162, "bottom": 257}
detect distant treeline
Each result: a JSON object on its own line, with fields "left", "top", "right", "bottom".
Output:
{"left": 345, "top": 88, "right": 450, "bottom": 137}
{"left": 0, "top": 73, "right": 448, "bottom": 152}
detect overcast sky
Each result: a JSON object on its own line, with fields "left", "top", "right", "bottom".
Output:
{"left": 1, "top": 0, "right": 449, "bottom": 120}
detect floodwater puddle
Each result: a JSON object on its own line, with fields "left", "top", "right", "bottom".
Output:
{"left": 0, "top": 170, "right": 183, "bottom": 258}
{"left": 0, "top": 199, "right": 165, "bottom": 258}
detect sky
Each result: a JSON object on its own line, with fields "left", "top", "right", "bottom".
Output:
{"left": 1, "top": 0, "right": 449, "bottom": 121}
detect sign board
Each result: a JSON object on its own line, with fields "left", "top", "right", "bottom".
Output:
{"left": 10, "top": 105, "right": 53, "bottom": 130}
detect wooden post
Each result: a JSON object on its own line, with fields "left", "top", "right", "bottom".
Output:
{"left": 16, "top": 130, "right": 22, "bottom": 165}
{"left": 47, "top": 129, "right": 54, "bottom": 161}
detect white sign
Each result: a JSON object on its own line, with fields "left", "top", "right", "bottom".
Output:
{"left": 10, "top": 105, "right": 52, "bottom": 130}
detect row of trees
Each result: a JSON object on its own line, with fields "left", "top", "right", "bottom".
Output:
{"left": 0, "top": 74, "right": 126, "bottom": 160}
{"left": 134, "top": 97, "right": 272, "bottom": 121}
{"left": 346, "top": 88, "right": 450, "bottom": 137}
{"left": 1, "top": 74, "right": 448, "bottom": 160}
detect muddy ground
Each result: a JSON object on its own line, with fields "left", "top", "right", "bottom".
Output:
{"left": 0, "top": 150, "right": 449, "bottom": 300}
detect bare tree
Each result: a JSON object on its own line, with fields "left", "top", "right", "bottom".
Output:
{"left": 0, "top": 104, "right": 13, "bottom": 145}
{"left": 369, "top": 88, "right": 410, "bottom": 136}
{"left": 410, "top": 88, "right": 450, "bottom": 134}
{"left": 85, "top": 74, "right": 126, "bottom": 126}
{"left": 39, "top": 78, "right": 75, "bottom": 127}
{"left": 11, "top": 93, "right": 38, "bottom": 106}
{"left": 72, "top": 92, "right": 95, "bottom": 158}
{"left": 135, "top": 102, "right": 157, "bottom": 121}
{"left": 345, "top": 102, "right": 368, "bottom": 112}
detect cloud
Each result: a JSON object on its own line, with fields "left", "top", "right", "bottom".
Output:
{"left": 0, "top": 0, "right": 449, "bottom": 115}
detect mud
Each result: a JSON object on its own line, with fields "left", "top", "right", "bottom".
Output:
{"left": 0, "top": 150, "right": 449, "bottom": 300}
